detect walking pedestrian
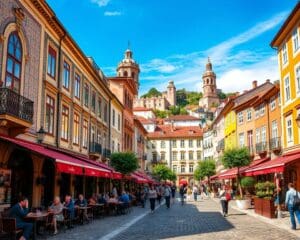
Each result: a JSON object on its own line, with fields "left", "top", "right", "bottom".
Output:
{"left": 219, "top": 185, "right": 230, "bottom": 217}
{"left": 164, "top": 184, "right": 171, "bottom": 209}
{"left": 192, "top": 185, "right": 198, "bottom": 201}
{"left": 171, "top": 183, "right": 176, "bottom": 204}
{"left": 179, "top": 184, "right": 187, "bottom": 206}
{"left": 149, "top": 185, "right": 157, "bottom": 213}
{"left": 156, "top": 185, "right": 162, "bottom": 205}
{"left": 285, "top": 183, "right": 300, "bottom": 230}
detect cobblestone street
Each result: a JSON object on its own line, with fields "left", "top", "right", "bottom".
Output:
{"left": 47, "top": 198, "right": 299, "bottom": 240}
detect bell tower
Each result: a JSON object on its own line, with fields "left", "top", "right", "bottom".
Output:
{"left": 199, "top": 58, "right": 219, "bottom": 108}
{"left": 117, "top": 46, "right": 140, "bottom": 92}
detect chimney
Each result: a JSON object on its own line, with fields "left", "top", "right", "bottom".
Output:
{"left": 171, "top": 120, "right": 176, "bottom": 132}
{"left": 252, "top": 80, "right": 257, "bottom": 89}
{"left": 266, "top": 79, "right": 270, "bottom": 83}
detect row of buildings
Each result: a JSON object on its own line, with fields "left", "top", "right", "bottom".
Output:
{"left": 0, "top": 0, "right": 151, "bottom": 208}
{"left": 205, "top": 2, "right": 300, "bottom": 191}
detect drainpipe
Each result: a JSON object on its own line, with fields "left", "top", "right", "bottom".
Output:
{"left": 55, "top": 32, "right": 66, "bottom": 148}
{"left": 108, "top": 99, "right": 111, "bottom": 164}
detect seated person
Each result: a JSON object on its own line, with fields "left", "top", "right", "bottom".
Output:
{"left": 119, "top": 191, "right": 130, "bottom": 204}
{"left": 108, "top": 194, "right": 118, "bottom": 203}
{"left": 49, "top": 196, "right": 64, "bottom": 235}
{"left": 88, "top": 194, "right": 97, "bottom": 205}
{"left": 75, "top": 194, "right": 88, "bottom": 223}
{"left": 64, "top": 194, "right": 75, "bottom": 228}
{"left": 9, "top": 196, "right": 33, "bottom": 240}
{"left": 98, "top": 194, "right": 107, "bottom": 204}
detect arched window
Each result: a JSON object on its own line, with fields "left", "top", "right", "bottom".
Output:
{"left": 123, "top": 71, "right": 128, "bottom": 77}
{"left": 131, "top": 72, "right": 135, "bottom": 78}
{"left": 5, "top": 32, "right": 22, "bottom": 93}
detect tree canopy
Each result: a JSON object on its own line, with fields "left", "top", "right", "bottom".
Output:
{"left": 110, "top": 152, "right": 139, "bottom": 175}
{"left": 194, "top": 160, "right": 216, "bottom": 181}
{"left": 152, "top": 164, "right": 177, "bottom": 181}
{"left": 176, "top": 88, "right": 202, "bottom": 107}
{"left": 141, "top": 88, "right": 162, "bottom": 98}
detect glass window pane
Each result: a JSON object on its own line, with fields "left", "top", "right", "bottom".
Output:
{"left": 14, "top": 63, "right": 20, "bottom": 78}
{"left": 5, "top": 75, "right": 12, "bottom": 88}
{"left": 15, "top": 46, "right": 21, "bottom": 61}
{"left": 6, "top": 57, "right": 13, "bottom": 74}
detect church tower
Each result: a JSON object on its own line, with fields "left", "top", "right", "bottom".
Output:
{"left": 166, "top": 81, "right": 176, "bottom": 106}
{"left": 199, "top": 58, "right": 219, "bottom": 109}
{"left": 117, "top": 47, "right": 140, "bottom": 92}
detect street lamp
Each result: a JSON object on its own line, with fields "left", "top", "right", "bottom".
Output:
{"left": 296, "top": 114, "right": 300, "bottom": 128}
{"left": 37, "top": 126, "right": 46, "bottom": 144}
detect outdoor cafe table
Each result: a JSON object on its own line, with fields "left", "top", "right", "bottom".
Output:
{"left": 75, "top": 206, "right": 92, "bottom": 223}
{"left": 107, "top": 201, "right": 124, "bottom": 215}
{"left": 88, "top": 203, "right": 105, "bottom": 217}
{"left": 25, "top": 211, "right": 49, "bottom": 240}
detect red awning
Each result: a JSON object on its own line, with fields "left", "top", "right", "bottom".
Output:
{"left": 217, "top": 158, "right": 270, "bottom": 180}
{"left": 245, "top": 154, "right": 300, "bottom": 176}
{"left": 112, "top": 172, "right": 122, "bottom": 179}
{"left": 131, "top": 173, "right": 148, "bottom": 184}
{"left": 0, "top": 135, "right": 111, "bottom": 176}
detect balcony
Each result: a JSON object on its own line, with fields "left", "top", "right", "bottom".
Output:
{"left": 247, "top": 145, "right": 255, "bottom": 156}
{"left": 89, "top": 142, "right": 102, "bottom": 159}
{"left": 0, "top": 88, "right": 33, "bottom": 136}
{"left": 270, "top": 137, "right": 281, "bottom": 154}
{"left": 255, "top": 141, "right": 268, "bottom": 154}
{"left": 103, "top": 148, "right": 111, "bottom": 158}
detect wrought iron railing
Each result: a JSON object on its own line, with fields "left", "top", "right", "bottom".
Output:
{"left": 89, "top": 142, "right": 102, "bottom": 155}
{"left": 103, "top": 148, "right": 111, "bottom": 158}
{"left": 255, "top": 141, "right": 268, "bottom": 153}
{"left": 0, "top": 88, "right": 33, "bottom": 123}
{"left": 270, "top": 137, "right": 281, "bottom": 150}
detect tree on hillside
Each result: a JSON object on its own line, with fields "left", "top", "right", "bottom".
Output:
{"left": 176, "top": 89, "right": 188, "bottom": 106}
{"left": 153, "top": 109, "right": 168, "bottom": 118}
{"left": 194, "top": 160, "right": 216, "bottom": 182}
{"left": 152, "top": 164, "right": 177, "bottom": 181}
{"left": 222, "top": 147, "right": 251, "bottom": 198}
{"left": 141, "top": 88, "right": 162, "bottom": 98}
{"left": 187, "top": 91, "right": 203, "bottom": 105}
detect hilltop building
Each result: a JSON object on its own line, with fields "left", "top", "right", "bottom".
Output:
{"left": 134, "top": 81, "right": 176, "bottom": 111}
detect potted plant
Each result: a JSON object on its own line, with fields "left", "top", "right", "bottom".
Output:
{"left": 254, "top": 181, "right": 276, "bottom": 218}
{"left": 222, "top": 147, "right": 252, "bottom": 209}
{"left": 236, "top": 177, "right": 255, "bottom": 209}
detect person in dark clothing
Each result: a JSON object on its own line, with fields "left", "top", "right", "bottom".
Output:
{"left": 75, "top": 194, "right": 88, "bottom": 223}
{"left": 64, "top": 194, "right": 75, "bottom": 228}
{"left": 179, "top": 185, "right": 187, "bottom": 205}
{"left": 9, "top": 196, "right": 33, "bottom": 240}
{"left": 171, "top": 184, "right": 176, "bottom": 204}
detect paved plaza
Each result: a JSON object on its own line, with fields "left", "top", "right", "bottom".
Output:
{"left": 47, "top": 198, "right": 299, "bottom": 240}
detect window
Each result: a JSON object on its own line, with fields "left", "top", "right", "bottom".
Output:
{"left": 172, "top": 151, "right": 177, "bottom": 161}
{"left": 47, "top": 46, "right": 56, "bottom": 78}
{"left": 5, "top": 32, "right": 22, "bottom": 93}
{"left": 197, "top": 151, "right": 201, "bottom": 160}
{"left": 255, "top": 108, "right": 260, "bottom": 119}
{"left": 239, "top": 133, "right": 245, "bottom": 147}
{"left": 160, "top": 152, "right": 165, "bottom": 161}
{"left": 272, "top": 120, "right": 278, "bottom": 139}
{"left": 180, "top": 151, "right": 185, "bottom": 160}
{"left": 189, "top": 151, "right": 193, "bottom": 160}
{"left": 247, "top": 109, "right": 252, "bottom": 121}
{"left": 152, "top": 152, "right": 157, "bottom": 162}
{"left": 160, "top": 140, "right": 166, "bottom": 148}
{"left": 117, "top": 114, "right": 121, "bottom": 131}
{"left": 84, "top": 84, "right": 89, "bottom": 107}
{"left": 282, "top": 43, "right": 288, "bottom": 65}
{"left": 180, "top": 140, "right": 185, "bottom": 148}
{"left": 104, "top": 102, "right": 108, "bottom": 123}
{"left": 45, "top": 95, "right": 55, "bottom": 134}
{"left": 256, "top": 128, "right": 260, "bottom": 144}
{"left": 296, "top": 65, "right": 300, "bottom": 94}
{"left": 97, "top": 97, "right": 102, "bottom": 119}
{"left": 238, "top": 111, "right": 243, "bottom": 124}
{"left": 278, "top": 92, "right": 281, "bottom": 106}
{"left": 284, "top": 76, "right": 291, "bottom": 101}
{"left": 197, "top": 139, "right": 201, "bottom": 147}
{"left": 286, "top": 116, "right": 293, "bottom": 145}
{"left": 91, "top": 91, "right": 96, "bottom": 113}
{"left": 62, "top": 61, "right": 70, "bottom": 89}
{"left": 259, "top": 104, "right": 265, "bottom": 116}
{"left": 173, "top": 165, "right": 177, "bottom": 173}
{"left": 293, "top": 28, "right": 299, "bottom": 53}
{"left": 61, "top": 106, "right": 69, "bottom": 140}
{"left": 74, "top": 73, "right": 81, "bottom": 99}
{"left": 112, "top": 140, "right": 115, "bottom": 153}
{"left": 270, "top": 97, "right": 276, "bottom": 111}
{"left": 181, "top": 165, "right": 185, "bottom": 173}
{"left": 112, "top": 109, "right": 116, "bottom": 127}
{"left": 73, "top": 113, "right": 80, "bottom": 145}
{"left": 83, "top": 119, "right": 88, "bottom": 148}
{"left": 261, "top": 126, "right": 266, "bottom": 143}
{"left": 189, "top": 140, "right": 193, "bottom": 148}
{"left": 189, "top": 165, "right": 194, "bottom": 173}
{"left": 117, "top": 143, "right": 120, "bottom": 152}
{"left": 172, "top": 140, "right": 177, "bottom": 148}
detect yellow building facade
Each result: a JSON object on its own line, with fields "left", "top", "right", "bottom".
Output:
{"left": 271, "top": 3, "right": 300, "bottom": 153}
{"left": 224, "top": 110, "right": 237, "bottom": 150}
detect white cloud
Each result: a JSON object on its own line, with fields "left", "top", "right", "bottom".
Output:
{"left": 104, "top": 11, "right": 122, "bottom": 16}
{"left": 91, "top": 0, "right": 111, "bottom": 7}
{"left": 141, "top": 59, "right": 178, "bottom": 73}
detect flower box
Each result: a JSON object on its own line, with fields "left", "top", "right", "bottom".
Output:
{"left": 254, "top": 197, "right": 275, "bottom": 218}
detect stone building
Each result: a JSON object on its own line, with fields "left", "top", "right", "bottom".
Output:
{"left": 134, "top": 81, "right": 176, "bottom": 111}
{"left": 199, "top": 59, "right": 220, "bottom": 109}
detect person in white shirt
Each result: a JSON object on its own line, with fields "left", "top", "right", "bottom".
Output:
{"left": 192, "top": 185, "right": 198, "bottom": 201}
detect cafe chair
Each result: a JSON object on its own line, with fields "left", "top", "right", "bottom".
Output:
{"left": 2, "top": 218, "right": 23, "bottom": 240}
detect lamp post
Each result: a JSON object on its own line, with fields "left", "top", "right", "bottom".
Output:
{"left": 37, "top": 126, "right": 46, "bottom": 144}
{"left": 296, "top": 114, "right": 300, "bottom": 128}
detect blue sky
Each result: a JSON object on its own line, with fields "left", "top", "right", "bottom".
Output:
{"left": 47, "top": 0, "right": 297, "bottom": 95}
